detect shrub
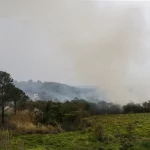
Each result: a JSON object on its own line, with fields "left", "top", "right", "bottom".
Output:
{"left": 62, "top": 110, "right": 86, "bottom": 131}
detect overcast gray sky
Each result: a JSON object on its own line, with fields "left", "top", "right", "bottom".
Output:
{"left": 1, "top": 0, "right": 150, "bottom": 103}
{"left": 0, "top": 0, "right": 82, "bottom": 84}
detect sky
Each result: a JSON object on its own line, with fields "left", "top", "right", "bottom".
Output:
{"left": 0, "top": 0, "right": 80, "bottom": 84}
{"left": 1, "top": 0, "right": 150, "bottom": 103}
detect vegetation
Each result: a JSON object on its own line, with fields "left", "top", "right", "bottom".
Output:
{"left": 0, "top": 71, "right": 29, "bottom": 124}
{"left": 0, "top": 71, "right": 150, "bottom": 149}
{"left": 123, "top": 101, "right": 150, "bottom": 113}
{"left": 0, "top": 113, "right": 150, "bottom": 150}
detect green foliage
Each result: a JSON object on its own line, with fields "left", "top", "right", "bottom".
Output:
{"left": 0, "top": 130, "right": 25, "bottom": 150}
{"left": 2, "top": 71, "right": 150, "bottom": 150}
{"left": 0, "top": 71, "right": 29, "bottom": 124}
{"left": 119, "top": 123, "right": 137, "bottom": 150}
{"left": 142, "top": 100, "right": 150, "bottom": 112}
{"left": 94, "top": 123, "right": 105, "bottom": 142}
{"left": 0, "top": 130, "right": 12, "bottom": 150}
{"left": 27, "top": 100, "right": 91, "bottom": 131}
{"left": 122, "top": 101, "right": 150, "bottom": 114}
{"left": 9, "top": 86, "right": 29, "bottom": 114}
{"left": 0, "top": 113, "right": 150, "bottom": 149}
{"left": 62, "top": 110, "right": 86, "bottom": 131}
{"left": 125, "top": 123, "right": 136, "bottom": 138}
{"left": 123, "top": 103, "right": 143, "bottom": 113}
{"left": 42, "top": 101, "right": 63, "bottom": 126}
{"left": 0, "top": 71, "right": 13, "bottom": 124}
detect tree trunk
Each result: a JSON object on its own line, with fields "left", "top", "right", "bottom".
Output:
{"left": 14, "top": 100, "right": 16, "bottom": 115}
{"left": 1, "top": 100, "right": 4, "bottom": 124}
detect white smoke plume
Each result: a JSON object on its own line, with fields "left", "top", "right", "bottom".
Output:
{"left": 60, "top": 1, "right": 150, "bottom": 104}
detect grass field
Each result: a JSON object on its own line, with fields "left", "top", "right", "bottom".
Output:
{"left": 1, "top": 113, "right": 150, "bottom": 150}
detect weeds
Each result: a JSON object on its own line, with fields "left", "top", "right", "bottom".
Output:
{"left": 0, "top": 130, "right": 12, "bottom": 150}
{"left": 94, "top": 123, "right": 105, "bottom": 142}
{"left": 119, "top": 123, "right": 137, "bottom": 150}
{"left": 0, "top": 113, "right": 150, "bottom": 150}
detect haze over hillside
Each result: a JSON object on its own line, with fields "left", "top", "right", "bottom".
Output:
{"left": 14, "top": 80, "right": 103, "bottom": 102}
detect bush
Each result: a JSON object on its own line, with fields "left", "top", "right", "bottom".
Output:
{"left": 62, "top": 110, "right": 87, "bottom": 131}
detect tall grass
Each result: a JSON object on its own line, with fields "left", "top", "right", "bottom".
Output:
{"left": 0, "top": 130, "right": 12, "bottom": 150}
{"left": 0, "top": 130, "right": 26, "bottom": 150}
{"left": 9, "top": 111, "right": 62, "bottom": 134}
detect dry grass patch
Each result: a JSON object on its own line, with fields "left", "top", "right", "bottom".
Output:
{"left": 9, "top": 111, "right": 62, "bottom": 134}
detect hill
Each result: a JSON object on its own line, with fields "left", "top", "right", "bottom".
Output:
{"left": 14, "top": 80, "right": 102, "bottom": 101}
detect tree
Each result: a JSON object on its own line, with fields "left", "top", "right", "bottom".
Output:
{"left": 142, "top": 100, "right": 150, "bottom": 112}
{"left": 42, "top": 101, "right": 63, "bottom": 126}
{"left": 9, "top": 86, "right": 29, "bottom": 114}
{"left": 123, "top": 102, "right": 143, "bottom": 113}
{"left": 0, "top": 71, "right": 13, "bottom": 124}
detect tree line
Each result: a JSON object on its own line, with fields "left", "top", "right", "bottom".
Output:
{"left": 20, "top": 99, "right": 150, "bottom": 131}
{"left": 123, "top": 101, "right": 150, "bottom": 113}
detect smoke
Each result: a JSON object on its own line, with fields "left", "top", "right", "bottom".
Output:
{"left": 60, "top": 2, "right": 150, "bottom": 104}
{"left": 1, "top": 1, "right": 150, "bottom": 104}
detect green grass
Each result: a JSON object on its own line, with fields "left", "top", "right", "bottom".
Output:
{"left": 1, "top": 113, "right": 150, "bottom": 150}
{"left": 11, "top": 132, "right": 99, "bottom": 150}
{"left": 86, "top": 113, "right": 150, "bottom": 137}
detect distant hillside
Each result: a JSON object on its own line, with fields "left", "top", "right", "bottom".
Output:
{"left": 14, "top": 80, "right": 102, "bottom": 102}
